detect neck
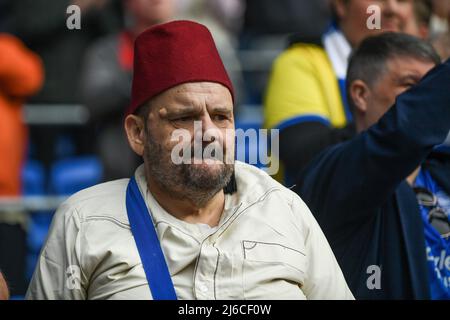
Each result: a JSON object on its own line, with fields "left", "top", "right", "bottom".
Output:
{"left": 354, "top": 117, "right": 365, "bottom": 133}
{"left": 145, "top": 173, "right": 225, "bottom": 227}
{"left": 338, "top": 22, "right": 358, "bottom": 48}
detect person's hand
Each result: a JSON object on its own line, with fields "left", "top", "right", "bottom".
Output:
{"left": 71, "top": 0, "right": 108, "bottom": 13}
{"left": 0, "top": 272, "right": 9, "bottom": 300}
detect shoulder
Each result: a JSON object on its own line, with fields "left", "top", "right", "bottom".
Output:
{"left": 83, "top": 34, "right": 120, "bottom": 61}
{"left": 234, "top": 162, "right": 318, "bottom": 239}
{"left": 234, "top": 161, "right": 307, "bottom": 211}
{"left": 0, "top": 33, "right": 20, "bottom": 47}
{"left": 0, "top": 34, "right": 38, "bottom": 60}
{"left": 273, "top": 43, "right": 328, "bottom": 71}
{"left": 88, "top": 34, "right": 120, "bottom": 52}
{"left": 234, "top": 161, "right": 283, "bottom": 189}
{"left": 56, "top": 178, "right": 130, "bottom": 226}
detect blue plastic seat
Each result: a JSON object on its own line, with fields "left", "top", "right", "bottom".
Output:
{"left": 22, "top": 160, "right": 45, "bottom": 196}
{"left": 50, "top": 156, "right": 103, "bottom": 196}
{"left": 22, "top": 160, "right": 53, "bottom": 279}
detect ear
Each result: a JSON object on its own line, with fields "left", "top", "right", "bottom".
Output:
{"left": 124, "top": 114, "right": 146, "bottom": 156}
{"left": 333, "top": 0, "right": 348, "bottom": 20}
{"left": 349, "top": 79, "right": 371, "bottom": 115}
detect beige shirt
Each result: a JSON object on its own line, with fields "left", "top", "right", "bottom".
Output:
{"left": 26, "top": 162, "right": 354, "bottom": 300}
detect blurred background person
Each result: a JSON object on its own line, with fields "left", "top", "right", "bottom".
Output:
{"left": 9, "top": 0, "right": 121, "bottom": 105}
{"left": 0, "top": 0, "right": 11, "bottom": 32}
{"left": 429, "top": 0, "right": 450, "bottom": 60}
{"left": 80, "top": 0, "right": 176, "bottom": 180}
{"left": 205, "top": 0, "right": 245, "bottom": 34}
{"left": 240, "top": 0, "right": 331, "bottom": 112}
{"left": 0, "top": 32, "right": 43, "bottom": 297}
{"left": 2, "top": 1, "right": 123, "bottom": 295}
{"left": 296, "top": 33, "right": 449, "bottom": 299}
{"left": 430, "top": 0, "right": 450, "bottom": 35}
{"left": 242, "top": 0, "right": 330, "bottom": 40}
{"left": 405, "top": 0, "right": 433, "bottom": 39}
{"left": 8, "top": 0, "right": 122, "bottom": 172}
{"left": 177, "top": 0, "right": 246, "bottom": 108}
{"left": 432, "top": 31, "right": 450, "bottom": 59}
{"left": 264, "top": 0, "right": 428, "bottom": 184}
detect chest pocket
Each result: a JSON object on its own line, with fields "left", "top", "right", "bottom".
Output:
{"left": 241, "top": 240, "right": 307, "bottom": 299}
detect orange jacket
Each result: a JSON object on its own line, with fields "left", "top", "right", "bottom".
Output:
{"left": 0, "top": 34, "right": 44, "bottom": 196}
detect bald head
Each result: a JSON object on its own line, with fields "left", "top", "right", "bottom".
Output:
{"left": 0, "top": 272, "right": 9, "bottom": 300}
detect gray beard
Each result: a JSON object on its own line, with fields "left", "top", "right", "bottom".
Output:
{"left": 143, "top": 135, "right": 234, "bottom": 207}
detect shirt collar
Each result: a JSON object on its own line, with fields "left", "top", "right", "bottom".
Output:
{"left": 322, "top": 24, "right": 352, "bottom": 80}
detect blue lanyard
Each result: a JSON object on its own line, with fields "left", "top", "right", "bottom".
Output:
{"left": 415, "top": 169, "right": 450, "bottom": 299}
{"left": 125, "top": 176, "right": 177, "bottom": 300}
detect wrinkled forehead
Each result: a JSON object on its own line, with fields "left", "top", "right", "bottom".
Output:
{"left": 154, "top": 82, "right": 234, "bottom": 110}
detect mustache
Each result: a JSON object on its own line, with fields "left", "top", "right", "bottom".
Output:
{"left": 189, "top": 142, "right": 227, "bottom": 158}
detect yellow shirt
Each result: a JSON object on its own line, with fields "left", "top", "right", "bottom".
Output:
{"left": 264, "top": 43, "right": 348, "bottom": 130}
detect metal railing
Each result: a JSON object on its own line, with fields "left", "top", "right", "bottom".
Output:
{"left": 23, "top": 104, "right": 90, "bottom": 126}
{"left": 0, "top": 196, "right": 67, "bottom": 213}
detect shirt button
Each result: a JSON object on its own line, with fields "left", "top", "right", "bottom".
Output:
{"left": 199, "top": 285, "right": 208, "bottom": 293}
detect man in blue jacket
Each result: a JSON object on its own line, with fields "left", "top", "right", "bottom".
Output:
{"left": 295, "top": 32, "right": 450, "bottom": 299}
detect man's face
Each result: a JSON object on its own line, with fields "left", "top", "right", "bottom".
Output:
{"left": 142, "top": 82, "right": 235, "bottom": 198}
{"left": 363, "top": 56, "right": 435, "bottom": 127}
{"left": 335, "top": 0, "right": 415, "bottom": 46}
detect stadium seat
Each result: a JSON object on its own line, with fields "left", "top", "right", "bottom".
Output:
{"left": 22, "top": 160, "right": 45, "bottom": 196}
{"left": 22, "top": 160, "right": 53, "bottom": 279}
{"left": 50, "top": 156, "right": 103, "bottom": 196}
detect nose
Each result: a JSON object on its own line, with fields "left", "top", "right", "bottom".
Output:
{"left": 201, "top": 113, "right": 216, "bottom": 133}
{"left": 201, "top": 113, "right": 223, "bottom": 145}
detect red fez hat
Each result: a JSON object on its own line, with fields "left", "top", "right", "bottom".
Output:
{"left": 126, "top": 20, "right": 234, "bottom": 115}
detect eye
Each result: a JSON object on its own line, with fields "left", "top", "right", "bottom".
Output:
{"left": 173, "top": 116, "right": 194, "bottom": 122}
{"left": 212, "top": 114, "right": 229, "bottom": 121}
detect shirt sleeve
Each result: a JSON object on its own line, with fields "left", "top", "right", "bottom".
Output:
{"left": 263, "top": 44, "right": 341, "bottom": 130}
{"left": 290, "top": 194, "right": 354, "bottom": 300}
{"left": 26, "top": 202, "right": 87, "bottom": 300}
